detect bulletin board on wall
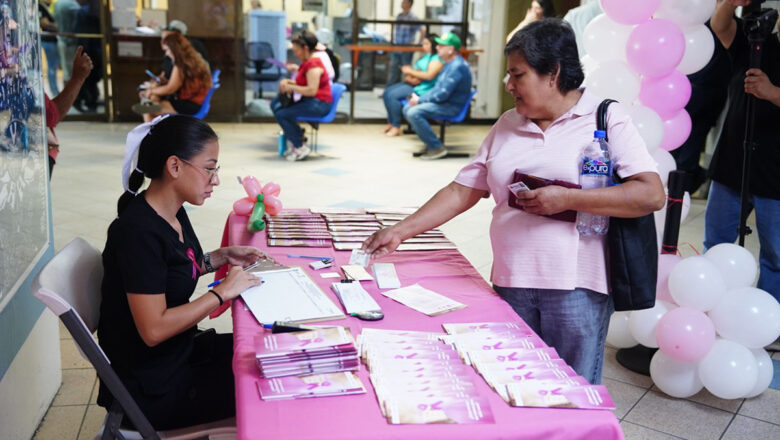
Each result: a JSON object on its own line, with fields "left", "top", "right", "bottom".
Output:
{"left": 0, "top": 0, "right": 50, "bottom": 312}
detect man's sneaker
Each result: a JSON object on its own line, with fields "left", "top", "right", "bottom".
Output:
{"left": 131, "top": 99, "right": 162, "bottom": 115}
{"left": 419, "top": 147, "right": 448, "bottom": 160}
{"left": 286, "top": 145, "right": 311, "bottom": 162}
{"left": 412, "top": 146, "right": 428, "bottom": 157}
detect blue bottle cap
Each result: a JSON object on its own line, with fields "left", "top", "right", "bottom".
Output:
{"left": 594, "top": 130, "right": 607, "bottom": 138}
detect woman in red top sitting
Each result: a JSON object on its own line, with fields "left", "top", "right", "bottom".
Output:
{"left": 137, "top": 32, "right": 211, "bottom": 122}
{"left": 272, "top": 31, "right": 332, "bottom": 161}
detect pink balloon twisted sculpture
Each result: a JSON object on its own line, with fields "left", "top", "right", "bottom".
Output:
{"left": 232, "top": 176, "right": 282, "bottom": 232}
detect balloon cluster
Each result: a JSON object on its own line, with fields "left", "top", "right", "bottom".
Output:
{"left": 232, "top": 176, "right": 282, "bottom": 233}
{"left": 606, "top": 244, "right": 780, "bottom": 399}
{"left": 582, "top": 0, "right": 716, "bottom": 248}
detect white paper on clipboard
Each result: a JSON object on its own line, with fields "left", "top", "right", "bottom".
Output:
{"left": 240, "top": 267, "right": 345, "bottom": 325}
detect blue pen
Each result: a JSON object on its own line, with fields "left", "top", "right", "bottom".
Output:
{"left": 207, "top": 261, "right": 261, "bottom": 287}
{"left": 287, "top": 254, "right": 333, "bottom": 261}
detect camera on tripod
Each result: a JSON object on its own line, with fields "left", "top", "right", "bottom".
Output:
{"left": 743, "top": 0, "right": 779, "bottom": 42}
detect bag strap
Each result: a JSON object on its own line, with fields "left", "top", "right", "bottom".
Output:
{"left": 596, "top": 98, "right": 618, "bottom": 183}
{"left": 596, "top": 99, "right": 617, "bottom": 141}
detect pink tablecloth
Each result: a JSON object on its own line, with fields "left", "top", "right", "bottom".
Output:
{"left": 226, "top": 213, "right": 624, "bottom": 440}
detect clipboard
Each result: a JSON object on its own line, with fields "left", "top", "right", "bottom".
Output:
{"left": 240, "top": 267, "right": 346, "bottom": 325}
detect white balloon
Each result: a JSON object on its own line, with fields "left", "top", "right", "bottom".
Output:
{"left": 629, "top": 301, "right": 672, "bottom": 347}
{"left": 650, "top": 350, "right": 703, "bottom": 398}
{"left": 668, "top": 256, "right": 727, "bottom": 311}
{"left": 654, "top": 0, "right": 717, "bottom": 27}
{"left": 582, "top": 13, "right": 634, "bottom": 62}
{"left": 698, "top": 339, "right": 758, "bottom": 399}
{"left": 708, "top": 287, "right": 780, "bottom": 348}
{"left": 584, "top": 60, "right": 641, "bottom": 103}
{"left": 606, "top": 311, "right": 638, "bottom": 348}
{"left": 745, "top": 348, "right": 774, "bottom": 398}
{"left": 651, "top": 148, "right": 677, "bottom": 187}
{"left": 580, "top": 54, "right": 599, "bottom": 78}
{"left": 628, "top": 105, "right": 664, "bottom": 153}
{"left": 703, "top": 243, "right": 758, "bottom": 289}
{"left": 677, "top": 24, "right": 715, "bottom": 75}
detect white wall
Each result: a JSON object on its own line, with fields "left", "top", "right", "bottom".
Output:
{"left": 473, "top": 0, "right": 507, "bottom": 118}
{"left": 0, "top": 312, "right": 61, "bottom": 440}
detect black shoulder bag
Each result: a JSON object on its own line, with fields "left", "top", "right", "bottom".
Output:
{"left": 597, "top": 99, "right": 658, "bottom": 311}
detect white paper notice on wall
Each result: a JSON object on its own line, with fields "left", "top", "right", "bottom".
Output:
{"left": 117, "top": 41, "right": 143, "bottom": 58}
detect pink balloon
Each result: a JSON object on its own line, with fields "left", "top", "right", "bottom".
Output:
{"left": 660, "top": 109, "right": 692, "bottom": 151}
{"left": 657, "top": 254, "right": 682, "bottom": 304}
{"left": 656, "top": 307, "right": 715, "bottom": 362}
{"left": 639, "top": 70, "right": 692, "bottom": 120}
{"left": 262, "top": 182, "right": 281, "bottom": 197}
{"left": 242, "top": 176, "right": 262, "bottom": 199}
{"left": 626, "top": 19, "right": 686, "bottom": 78}
{"left": 264, "top": 196, "right": 283, "bottom": 216}
{"left": 601, "top": 0, "right": 660, "bottom": 25}
{"left": 233, "top": 197, "right": 255, "bottom": 216}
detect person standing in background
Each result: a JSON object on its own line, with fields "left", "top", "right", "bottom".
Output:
{"left": 506, "top": 0, "right": 556, "bottom": 43}
{"left": 705, "top": 0, "right": 780, "bottom": 300}
{"left": 39, "top": 0, "right": 60, "bottom": 95}
{"left": 562, "top": 0, "right": 602, "bottom": 57}
{"left": 387, "top": 0, "right": 424, "bottom": 85}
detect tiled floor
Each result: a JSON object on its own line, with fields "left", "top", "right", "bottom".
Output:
{"left": 33, "top": 121, "right": 779, "bottom": 439}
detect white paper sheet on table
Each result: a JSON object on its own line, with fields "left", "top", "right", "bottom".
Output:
{"left": 240, "top": 267, "right": 345, "bottom": 325}
{"left": 331, "top": 282, "right": 382, "bottom": 315}
{"left": 379, "top": 284, "right": 466, "bottom": 316}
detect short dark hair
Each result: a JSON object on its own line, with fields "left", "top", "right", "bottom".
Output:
{"left": 504, "top": 18, "right": 583, "bottom": 93}
{"left": 117, "top": 116, "right": 218, "bottom": 216}
{"left": 292, "top": 30, "right": 318, "bottom": 51}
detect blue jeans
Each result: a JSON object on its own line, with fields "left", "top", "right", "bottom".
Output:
{"left": 42, "top": 41, "right": 60, "bottom": 95}
{"left": 387, "top": 52, "right": 413, "bottom": 86}
{"left": 383, "top": 82, "right": 413, "bottom": 127}
{"left": 493, "top": 286, "right": 613, "bottom": 385}
{"left": 403, "top": 102, "right": 460, "bottom": 151}
{"left": 271, "top": 97, "right": 330, "bottom": 148}
{"left": 704, "top": 180, "right": 780, "bottom": 300}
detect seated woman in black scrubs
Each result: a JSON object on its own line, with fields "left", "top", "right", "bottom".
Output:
{"left": 97, "top": 115, "right": 263, "bottom": 430}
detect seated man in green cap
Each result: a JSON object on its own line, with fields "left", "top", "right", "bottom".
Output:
{"left": 402, "top": 32, "right": 473, "bottom": 160}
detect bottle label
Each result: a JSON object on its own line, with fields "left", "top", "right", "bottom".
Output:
{"left": 581, "top": 159, "right": 610, "bottom": 176}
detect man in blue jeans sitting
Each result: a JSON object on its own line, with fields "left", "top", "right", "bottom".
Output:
{"left": 403, "top": 32, "right": 472, "bottom": 160}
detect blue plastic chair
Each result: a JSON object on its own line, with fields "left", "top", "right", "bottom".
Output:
{"left": 193, "top": 69, "right": 221, "bottom": 120}
{"left": 295, "top": 82, "right": 347, "bottom": 152}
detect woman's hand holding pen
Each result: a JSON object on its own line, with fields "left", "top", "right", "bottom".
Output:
{"left": 213, "top": 266, "right": 263, "bottom": 301}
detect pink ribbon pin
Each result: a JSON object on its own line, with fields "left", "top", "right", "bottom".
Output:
{"left": 186, "top": 248, "right": 202, "bottom": 280}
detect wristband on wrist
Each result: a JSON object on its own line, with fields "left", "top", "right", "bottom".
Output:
{"left": 204, "top": 252, "right": 215, "bottom": 273}
{"left": 208, "top": 289, "right": 223, "bottom": 305}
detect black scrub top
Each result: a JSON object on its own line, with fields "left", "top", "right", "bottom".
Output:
{"left": 97, "top": 192, "right": 204, "bottom": 405}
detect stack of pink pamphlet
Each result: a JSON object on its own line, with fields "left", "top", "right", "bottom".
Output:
{"left": 265, "top": 211, "right": 331, "bottom": 247}
{"left": 443, "top": 323, "right": 615, "bottom": 410}
{"left": 255, "top": 371, "right": 366, "bottom": 401}
{"left": 360, "top": 328, "right": 495, "bottom": 424}
{"left": 254, "top": 327, "right": 359, "bottom": 378}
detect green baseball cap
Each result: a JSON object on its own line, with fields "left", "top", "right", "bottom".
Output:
{"left": 434, "top": 32, "right": 462, "bottom": 50}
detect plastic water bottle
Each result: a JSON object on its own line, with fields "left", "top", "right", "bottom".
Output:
{"left": 576, "top": 130, "right": 611, "bottom": 236}
{"left": 277, "top": 131, "right": 286, "bottom": 156}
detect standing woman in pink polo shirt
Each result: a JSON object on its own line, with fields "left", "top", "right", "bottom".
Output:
{"left": 363, "top": 18, "right": 665, "bottom": 385}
